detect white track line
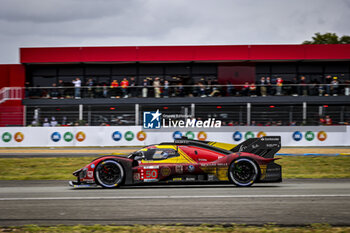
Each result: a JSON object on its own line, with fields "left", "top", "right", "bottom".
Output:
{"left": 0, "top": 194, "right": 350, "bottom": 201}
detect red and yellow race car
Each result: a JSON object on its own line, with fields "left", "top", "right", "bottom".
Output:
{"left": 70, "top": 136, "right": 282, "bottom": 188}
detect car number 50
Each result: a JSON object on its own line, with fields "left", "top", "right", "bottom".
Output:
{"left": 145, "top": 169, "right": 158, "bottom": 179}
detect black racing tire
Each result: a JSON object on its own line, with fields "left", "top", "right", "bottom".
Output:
{"left": 229, "top": 158, "right": 259, "bottom": 187}
{"left": 94, "top": 160, "right": 124, "bottom": 188}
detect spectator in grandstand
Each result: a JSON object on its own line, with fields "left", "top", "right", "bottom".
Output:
{"left": 176, "top": 83, "right": 185, "bottom": 97}
{"left": 153, "top": 77, "right": 161, "bottom": 98}
{"left": 163, "top": 80, "right": 170, "bottom": 98}
{"left": 226, "top": 81, "right": 235, "bottom": 96}
{"left": 57, "top": 79, "right": 64, "bottom": 98}
{"left": 86, "top": 78, "right": 95, "bottom": 98}
{"left": 198, "top": 82, "right": 206, "bottom": 97}
{"left": 298, "top": 76, "right": 308, "bottom": 96}
{"left": 325, "top": 75, "right": 332, "bottom": 96}
{"left": 325, "top": 115, "right": 333, "bottom": 125}
{"left": 249, "top": 83, "right": 257, "bottom": 96}
{"left": 120, "top": 77, "right": 129, "bottom": 98}
{"left": 94, "top": 84, "right": 103, "bottom": 98}
{"left": 43, "top": 118, "right": 50, "bottom": 127}
{"left": 110, "top": 80, "right": 119, "bottom": 98}
{"left": 210, "top": 87, "right": 221, "bottom": 97}
{"left": 142, "top": 78, "right": 149, "bottom": 98}
{"left": 72, "top": 77, "right": 81, "bottom": 99}
{"left": 266, "top": 77, "right": 272, "bottom": 95}
{"left": 30, "top": 119, "right": 39, "bottom": 127}
{"left": 49, "top": 83, "right": 59, "bottom": 99}
{"left": 241, "top": 82, "right": 250, "bottom": 96}
{"left": 309, "top": 79, "right": 319, "bottom": 96}
{"left": 103, "top": 83, "right": 108, "bottom": 98}
{"left": 209, "top": 80, "right": 221, "bottom": 97}
{"left": 319, "top": 117, "right": 325, "bottom": 125}
{"left": 61, "top": 116, "right": 68, "bottom": 126}
{"left": 318, "top": 82, "right": 325, "bottom": 96}
{"left": 227, "top": 121, "right": 234, "bottom": 126}
{"left": 289, "top": 121, "right": 297, "bottom": 126}
{"left": 331, "top": 77, "right": 339, "bottom": 96}
{"left": 259, "top": 77, "right": 267, "bottom": 96}
{"left": 129, "top": 77, "right": 137, "bottom": 97}
{"left": 275, "top": 77, "right": 283, "bottom": 95}
{"left": 50, "top": 117, "right": 58, "bottom": 127}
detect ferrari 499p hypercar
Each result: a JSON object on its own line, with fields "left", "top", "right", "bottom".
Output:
{"left": 70, "top": 136, "right": 282, "bottom": 188}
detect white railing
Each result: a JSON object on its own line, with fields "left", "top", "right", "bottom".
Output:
{"left": 0, "top": 87, "right": 23, "bottom": 104}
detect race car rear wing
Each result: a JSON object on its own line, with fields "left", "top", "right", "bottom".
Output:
{"left": 172, "top": 136, "right": 280, "bottom": 158}
{"left": 230, "top": 136, "right": 281, "bottom": 158}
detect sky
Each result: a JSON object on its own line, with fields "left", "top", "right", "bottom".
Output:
{"left": 0, "top": 0, "right": 349, "bottom": 64}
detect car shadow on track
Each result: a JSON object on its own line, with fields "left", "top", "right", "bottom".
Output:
{"left": 70, "top": 183, "right": 281, "bottom": 190}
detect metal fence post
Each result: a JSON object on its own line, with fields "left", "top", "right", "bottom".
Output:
{"left": 303, "top": 102, "right": 307, "bottom": 124}
{"left": 79, "top": 104, "right": 83, "bottom": 121}
{"left": 247, "top": 103, "right": 251, "bottom": 126}
{"left": 135, "top": 104, "right": 139, "bottom": 125}
{"left": 191, "top": 103, "right": 195, "bottom": 117}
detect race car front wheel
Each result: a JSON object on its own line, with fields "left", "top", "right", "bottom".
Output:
{"left": 95, "top": 160, "right": 124, "bottom": 188}
{"left": 229, "top": 158, "right": 258, "bottom": 187}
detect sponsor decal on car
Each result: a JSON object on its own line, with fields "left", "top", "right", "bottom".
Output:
{"left": 175, "top": 165, "right": 183, "bottom": 174}
{"left": 87, "top": 171, "right": 93, "bottom": 178}
{"left": 160, "top": 167, "right": 171, "bottom": 176}
{"left": 133, "top": 173, "right": 141, "bottom": 181}
{"left": 188, "top": 165, "right": 195, "bottom": 172}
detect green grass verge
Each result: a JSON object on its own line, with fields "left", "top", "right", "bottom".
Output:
{"left": 276, "top": 156, "right": 350, "bottom": 179}
{"left": 1, "top": 224, "right": 349, "bottom": 233}
{"left": 0, "top": 156, "right": 349, "bottom": 180}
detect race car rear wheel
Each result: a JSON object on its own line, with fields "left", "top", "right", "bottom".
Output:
{"left": 95, "top": 160, "right": 124, "bottom": 188}
{"left": 229, "top": 158, "right": 258, "bottom": 187}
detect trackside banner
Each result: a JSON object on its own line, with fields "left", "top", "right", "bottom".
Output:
{"left": 0, "top": 126, "right": 349, "bottom": 147}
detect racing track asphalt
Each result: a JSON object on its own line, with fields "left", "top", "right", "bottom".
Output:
{"left": 0, "top": 179, "right": 349, "bottom": 226}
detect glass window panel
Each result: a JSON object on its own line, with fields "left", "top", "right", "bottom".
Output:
{"left": 58, "top": 65, "right": 84, "bottom": 75}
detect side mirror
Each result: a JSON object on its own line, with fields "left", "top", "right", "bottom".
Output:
{"left": 133, "top": 151, "right": 145, "bottom": 160}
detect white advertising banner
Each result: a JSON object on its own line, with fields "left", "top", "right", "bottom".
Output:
{"left": 0, "top": 126, "right": 349, "bottom": 147}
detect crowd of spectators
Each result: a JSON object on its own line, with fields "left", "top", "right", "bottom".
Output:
{"left": 25, "top": 75, "right": 350, "bottom": 99}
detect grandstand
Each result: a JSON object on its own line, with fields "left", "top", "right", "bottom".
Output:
{"left": 0, "top": 44, "right": 350, "bottom": 127}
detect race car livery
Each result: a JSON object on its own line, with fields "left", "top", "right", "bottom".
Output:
{"left": 70, "top": 136, "right": 282, "bottom": 188}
